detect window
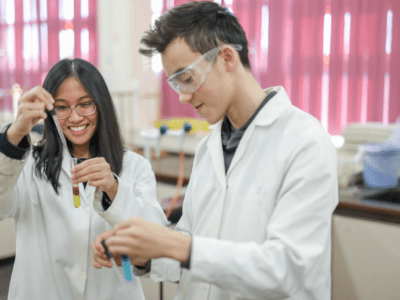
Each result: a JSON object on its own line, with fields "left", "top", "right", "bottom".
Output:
{"left": 159, "top": 0, "right": 400, "bottom": 134}
{"left": 0, "top": 0, "right": 98, "bottom": 113}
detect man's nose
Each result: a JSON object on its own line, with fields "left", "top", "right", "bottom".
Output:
{"left": 179, "top": 91, "right": 193, "bottom": 104}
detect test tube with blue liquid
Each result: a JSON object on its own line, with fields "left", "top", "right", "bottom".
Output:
{"left": 101, "top": 240, "right": 134, "bottom": 296}
{"left": 121, "top": 255, "right": 133, "bottom": 282}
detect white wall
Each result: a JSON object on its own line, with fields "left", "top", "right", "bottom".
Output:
{"left": 98, "top": 0, "right": 161, "bottom": 131}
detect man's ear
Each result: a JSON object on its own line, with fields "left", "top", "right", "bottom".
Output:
{"left": 220, "top": 46, "right": 238, "bottom": 72}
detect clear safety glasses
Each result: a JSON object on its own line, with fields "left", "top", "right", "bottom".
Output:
{"left": 54, "top": 101, "right": 97, "bottom": 119}
{"left": 167, "top": 44, "right": 243, "bottom": 94}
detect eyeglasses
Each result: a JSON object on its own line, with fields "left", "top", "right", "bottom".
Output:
{"left": 167, "top": 44, "right": 243, "bottom": 94}
{"left": 54, "top": 101, "right": 97, "bottom": 119}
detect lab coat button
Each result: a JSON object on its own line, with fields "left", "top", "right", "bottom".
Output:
{"left": 78, "top": 273, "right": 84, "bottom": 280}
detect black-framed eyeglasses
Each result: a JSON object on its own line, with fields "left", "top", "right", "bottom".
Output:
{"left": 54, "top": 101, "right": 97, "bottom": 119}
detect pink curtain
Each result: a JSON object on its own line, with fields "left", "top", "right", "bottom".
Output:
{"left": 160, "top": 0, "right": 198, "bottom": 119}
{"left": 0, "top": 0, "right": 98, "bottom": 112}
{"left": 160, "top": 0, "right": 400, "bottom": 135}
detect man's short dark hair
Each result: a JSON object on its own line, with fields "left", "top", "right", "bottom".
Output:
{"left": 139, "top": 1, "right": 251, "bottom": 70}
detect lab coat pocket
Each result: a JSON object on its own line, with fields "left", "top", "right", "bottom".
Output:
{"left": 236, "top": 196, "right": 271, "bottom": 244}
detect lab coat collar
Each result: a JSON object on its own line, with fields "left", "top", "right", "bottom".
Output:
{"left": 206, "top": 120, "right": 227, "bottom": 188}
{"left": 207, "top": 86, "right": 292, "bottom": 179}
{"left": 253, "top": 86, "right": 291, "bottom": 127}
{"left": 207, "top": 86, "right": 291, "bottom": 130}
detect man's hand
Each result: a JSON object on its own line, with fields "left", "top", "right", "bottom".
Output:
{"left": 105, "top": 218, "right": 191, "bottom": 263}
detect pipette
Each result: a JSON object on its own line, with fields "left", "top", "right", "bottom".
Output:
{"left": 101, "top": 240, "right": 133, "bottom": 297}
{"left": 48, "top": 109, "right": 68, "bottom": 151}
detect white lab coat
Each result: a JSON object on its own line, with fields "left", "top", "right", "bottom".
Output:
{"left": 0, "top": 125, "right": 167, "bottom": 300}
{"left": 149, "top": 86, "right": 338, "bottom": 299}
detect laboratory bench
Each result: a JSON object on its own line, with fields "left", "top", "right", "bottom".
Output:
{"left": 332, "top": 187, "right": 400, "bottom": 300}
{"left": 336, "top": 186, "right": 400, "bottom": 224}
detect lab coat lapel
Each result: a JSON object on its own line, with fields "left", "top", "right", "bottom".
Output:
{"left": 207, "top": 120, "right": 226, "bottom": 188}
{"left": 61, "top": 145, "right": 72, "bottom": 176}
{"left": 226, "top": 86, "right": 292, "bottom": 178}
{"left": 82, "top": 184, "right": 96, "bottom": 205}
{"left": 226, "top": 123, "right": 254, "bottom": 179}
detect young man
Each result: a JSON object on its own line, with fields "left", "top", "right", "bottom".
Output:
{"left": 92, "top": 2, "right": 338, "bottom": 299}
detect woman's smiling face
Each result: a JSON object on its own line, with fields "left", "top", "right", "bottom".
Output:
{"left": 54, "top": 77, "right": 98, "bottom": 157}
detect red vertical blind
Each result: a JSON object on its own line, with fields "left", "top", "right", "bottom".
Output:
{"left": 159, "top": 0, "right": 400, "bottom": 135}
{"left": 160, "top": 0, "right": 198, "bottom": 119}
{"left": 0, "top": 0, "right": 98, "bottom": 112}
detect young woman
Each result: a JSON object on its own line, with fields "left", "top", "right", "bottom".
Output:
{"left": 0, "top": 58, "right": 167, "bottom": 299}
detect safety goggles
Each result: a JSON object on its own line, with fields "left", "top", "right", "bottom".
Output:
{"left": 167, "top": 44, "right": 243, "bottom": 94}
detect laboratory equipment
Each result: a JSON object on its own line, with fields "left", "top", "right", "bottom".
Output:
{"left": 101, "top": 240, "right": 134, "bottom": 296}
{"left": 362, "top": 141, "right": 400, "bottom": 188}
{"left": 121, "top": 255, "right": 133, "bottom": 282}
{"left": 155, "top": 125, "right": 169, "bottom": 159}
{"left": 140, "top": 123, "right": 192, "bottom": 220}
{"left": 164, "top": 123, "right": 191, "bottom": 219}
{"left": 70, "top": 158, "right": 81, "bottom": 208}
{"left": 140, "top": 123, "right": 192, "bottom": 162}
{"left": 49, "top": 109, "right": 68, "bottom": 150}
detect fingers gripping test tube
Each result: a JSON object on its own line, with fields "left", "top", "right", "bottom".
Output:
{"left": 71, "top": 158, "right": 81, "bottom": 208}
{"left": 101, "top": 240, "right": 133, "bottom": 283}
{"left": 101, "top": 240, "right": 133, "bottom": 297}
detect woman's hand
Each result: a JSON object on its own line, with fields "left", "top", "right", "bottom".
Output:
{"left": 91, "top": 229, "right": 150, "bottom": 269}
{"left": 105, "top": 218, "right": 191, "bottom": 264}
{"left": 7, "top": 86, "right": 54, "bottom": 146}
{"left": 90, "top": 229, "right": 114, "bottom": 269}
{"left": 70, "top": 157, "right": 118, "bottom": 200}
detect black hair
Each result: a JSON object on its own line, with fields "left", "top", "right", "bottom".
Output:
{"left": 32, "top": 58, "right": 125, "bottom": 194}
{"left": 139, "top": 1, "right": 250, "bottom": 69}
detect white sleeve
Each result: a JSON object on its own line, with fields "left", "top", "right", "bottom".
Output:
{"left": 148, "top": 159, "right": 197, "bottom": 283}
{"left": 0, "top": 126, "right": 31, "bottom": 221}
{"left": 187, "top": 133, "right": 339, "bottom": 298}
{"left": 93, "top": 155, "right": 167, "bottom": 227}
{"left": 0, "top": 151, "right": 27, "bottom": 220}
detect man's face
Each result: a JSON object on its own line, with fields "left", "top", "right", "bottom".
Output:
{"left": 161, "top": 38, "right": 232, "bottom": 125}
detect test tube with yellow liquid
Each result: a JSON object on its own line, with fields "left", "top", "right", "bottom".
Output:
{"left": 71, "top": 158, "right": 81, "bottom": 208}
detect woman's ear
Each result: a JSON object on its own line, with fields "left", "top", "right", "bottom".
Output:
{"left": 220, "top": 46, "right": 237, "bottom": 72}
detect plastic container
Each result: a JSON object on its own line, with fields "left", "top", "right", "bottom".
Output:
{"left": 362, "top": 141, "right": 400, "bottom": 188}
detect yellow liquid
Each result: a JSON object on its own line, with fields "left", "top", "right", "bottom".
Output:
{"left": 73, "top": 195, "right": 81, "bottom": 208}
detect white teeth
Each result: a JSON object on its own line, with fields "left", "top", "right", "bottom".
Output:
{"left": 70, "top": 125, "right": 88, "bottom": 132}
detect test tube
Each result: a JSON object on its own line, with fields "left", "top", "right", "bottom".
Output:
{"left": 101, "top": 240, "right": 133, "bottom": 296}
{"left": 121, "top": 255, "right": 133, "bottom": 282}
{"left": 71, "top": 158, "right": 81, "bottom": 208}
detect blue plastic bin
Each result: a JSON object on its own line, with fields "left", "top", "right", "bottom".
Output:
{"left": 363, "top": 141, "right": 400, "bottom": 188}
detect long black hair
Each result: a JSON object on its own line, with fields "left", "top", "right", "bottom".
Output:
{"left": 32, "top": 58, "right": 125, "bottom": 194}
{"left": 139, "top": 1, "right": 250, "bottom": 69}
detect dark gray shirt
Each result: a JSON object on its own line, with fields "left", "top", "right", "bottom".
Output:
{"left": 221, "top": 91, "right": 277, "bottom": 174}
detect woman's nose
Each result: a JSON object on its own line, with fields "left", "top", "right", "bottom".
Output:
{"left": 68, "top": 107, "right": 84, "bottom": 121}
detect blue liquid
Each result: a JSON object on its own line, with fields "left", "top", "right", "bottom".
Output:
{"left": 121, "top": 255, "right": 133, "bottom": 282}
